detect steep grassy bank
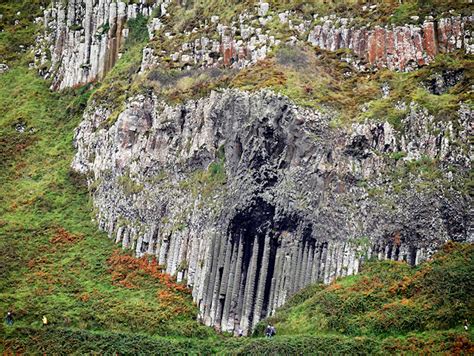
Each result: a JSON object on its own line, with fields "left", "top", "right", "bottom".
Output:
{"left": 253, "top": 243, "right": 474, "bottom": 354}
{"left": 0, "top": 67, "right": 216, "bottom": 354}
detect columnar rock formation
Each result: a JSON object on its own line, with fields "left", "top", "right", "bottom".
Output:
{"left": 37, "top": 0, "right": 473, "bottom": 336}
{"left": 36, "top": 0, "right": 163, "bottom": 89}
{"left": 307, "top": 16, "right": 474, "bottom": 70}
{"left": 142, "top": 14, "right": 474, "bottom": 74}
{"left": 167, "top": 15, "right": 473, "bottom": 72}
{"left": 72, "top": 90, "right": 472, "bottom": 333}
{"left": 38, "top": 1, "right": 473, "bottom": 90}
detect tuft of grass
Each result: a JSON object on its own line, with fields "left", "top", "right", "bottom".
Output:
{"left": 179, "top": 151, "right": 227, "bottom": 200}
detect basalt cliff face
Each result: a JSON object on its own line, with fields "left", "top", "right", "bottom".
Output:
{"left": 36, "top": 1, "right": 473, "bottom": 88}
{"left": 72, "top": 90, "right": 472, "bottom": 333}
{"left": 35, "top": 0, "right": 165, "bottom": 89}
{"left": 35, "top": 0, "right": 472, "bottom": 334}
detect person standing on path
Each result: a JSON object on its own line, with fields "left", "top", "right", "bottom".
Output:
{"left": 270, "top": 325, "right": 276, "bottom": 338}
{"left": 265, "top": 324, "right": 271, "bottom": 337}
{"left": 5, "top": 311, "right": 14, "bottom": 326}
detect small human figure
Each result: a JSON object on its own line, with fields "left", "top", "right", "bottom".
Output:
{"left": 42, "top": 315, "right": 48, "bottom": 326}
{"left": 238, "top": 327, "right": 243, "bottom": 337}
{"left": 5, "top": 311, "right": 14, "bottom": 326}
{"left": 464, "top": 319, "right": 469, "bottom": 331}
{"left": 270, "top": 325, "right": 276, "bottom": 338}
{"left": 265, "top": 324, "right": 271, "bottom": 338}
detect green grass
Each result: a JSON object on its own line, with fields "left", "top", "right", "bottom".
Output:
{"left": 255, "top": 243, "right": 474, "bottom": 353}
{"left": 0, "top": 0, "right": 50, "bottom": 64}
{"left": 159, "top": 0, "right": 470, "bottom": 33}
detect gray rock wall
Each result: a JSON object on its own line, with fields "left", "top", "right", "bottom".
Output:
{"left": 36, "top": 0, "right": 163, "bottom": 89}
{"left": 72, "top": 89, "right": 472, "bottom": 333}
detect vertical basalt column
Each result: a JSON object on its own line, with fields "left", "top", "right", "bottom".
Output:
{"left": 121, "top": 228, "right": 130, "bottom": 248}
{"left": 341, "top": 243, "right": 350, "bottom": 277}
{"left": 205, "top": 232, "right": 225, "bottom": 326}
{"left": 311, "top": 242, "right": 321, "bottom": 283}
{"left": 319, "top": 242, "right": 328, "bottom": 283}
{"left": 147, "top": 224, "right": 158, "bottom": 255}
{"left": 291, "top": 240, "right": 304, "bottom": 293}
{"left": 240, "top": 238, "right": 259, "bottom": 331}
{"left": 135, "top": 234, "right": 144, "bottom": 255}
{"left": 229, "top": 234, "right": 245, "bottom": 328}
{"left": 130, "top": 228, "right": 137, "bottom": 251}
{"left": 187, "top": 234, "right": 201, "bottom": 287}
{"left": 221, "top": 236, "right": 242, "bottom": 331}
{"left": 298, "top": 241, "right": 310, "bottom": 290}
{"left": 268, "top": 242, "right": 285, "bottom": 312}
{"left": 304, "top": 243, "right": 314, "bottom": 286}
{"left": 415, "top": 248, "right": 424, "bottom": 265}
{"left": 347, "top": 247, "right": 356, "bottom": 276}
{"left": 252, "top": 233, "right": 271, "bottom": 327}
{"left": 158, "top": 236, "right": 169, "bottom": 266}
{"left": 115, "top": 226, "right": 124, "bottom": 244}
{"left": 267, "top": 247, "right": 280, "bottom": 315}
{"left": 276, "top": 253, "right": 289, "bottom": 308}
{"left": 166, "top": 233, "right": 177, "bottom": 272}
{"left": 216, "top": 237, "right": 234, "bottom": 326}
{"left": 323, "top": 243, "right": 333, "bottom": 284}
{"left": 334, "top": 242, "right": 342, "bottom": 278}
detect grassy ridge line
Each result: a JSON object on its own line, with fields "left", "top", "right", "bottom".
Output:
{"left": 163, "top": 0, "right": 470, "bottom": 34}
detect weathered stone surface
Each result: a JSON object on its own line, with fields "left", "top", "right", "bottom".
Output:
{"left": 36, "top": 0, "right": 163, "bottom": 89}
{"left": 308, "top": 16, "right": 473, "bottom": 71}
{"left": 72, "top": 90, "right": 472, "bottom": 334}
{"left": 39, "top": 1, "right": 473, "bottom": 89}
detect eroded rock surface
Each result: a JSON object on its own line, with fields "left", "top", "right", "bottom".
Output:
{"left": 72, "top": 90, "right": 472, "bottom": 333}
{"left": 36, "top": 0, "right": 164, "bottom": 89}
{"left": 38, "top": 1, "right": 473, "bottom": 89}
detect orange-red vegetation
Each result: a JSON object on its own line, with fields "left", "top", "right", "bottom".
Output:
{"left": 107, "top": 249, "right": 191, "bottom": 294}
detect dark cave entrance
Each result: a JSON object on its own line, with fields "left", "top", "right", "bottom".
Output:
{"left": 223, "top": 198, "right": 303, "bottom": 326}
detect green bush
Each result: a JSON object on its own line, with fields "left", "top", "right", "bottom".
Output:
{"left": 126, "top": 14, "right": 149, "bottom": 48}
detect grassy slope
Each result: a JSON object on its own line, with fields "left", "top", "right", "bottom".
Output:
{"left": 259, "top": 243, "right": 474, "bottom": 335}
{"left": 249, "top": 243, "right": 474, "bottom": 354}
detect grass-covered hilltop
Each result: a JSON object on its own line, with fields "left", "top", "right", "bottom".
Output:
{"left": 1, "top": 0, "right": 473, "bottom": 354}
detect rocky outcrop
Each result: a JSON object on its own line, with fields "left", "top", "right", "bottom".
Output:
{"left": 36, "top": 0, "right": 164, "bottom": 89}
{"left": 72, "top": 90, "right": 472, "bottom": 334}
{"left": 39, "top": 1, "right": 473, "bottom": 90}
{"left": 143, "top": 14, "right": 473, "bottom": 73}
{"left": 308, "top": 16, "right": 474, "bottom": 71}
